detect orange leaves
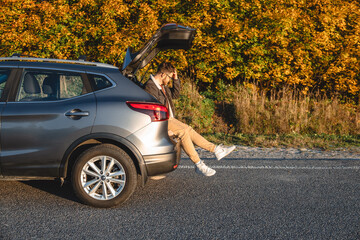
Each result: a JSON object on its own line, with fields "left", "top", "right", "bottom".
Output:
{"left": 1, "top": 0, "right": 360, "bottom": 101}
{"left": 100, "top": 1, "right": 129, "bottom": 19}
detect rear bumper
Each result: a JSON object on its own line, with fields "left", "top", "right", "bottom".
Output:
{"left": 143, "top": 142, "right": 181, "bottom": 176}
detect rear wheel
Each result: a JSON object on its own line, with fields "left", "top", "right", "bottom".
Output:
{"left": 71, "top": 144, "right": 137, "bottom": 208}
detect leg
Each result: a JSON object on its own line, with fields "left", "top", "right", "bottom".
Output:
{"left": 168, "top": 118, "right": 201, "bottom": 164}
{"left": 168, "top": 118, "right": 211, "bottom": 164}
{"left": 168, "top": 118, "right": 216, "bottom": 176}
{"left": 168, "top": 118, "right": 216, "bottom": 152}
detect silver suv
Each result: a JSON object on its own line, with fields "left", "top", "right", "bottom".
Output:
{"left": 0, "top": 24, "right": 196, "bottom": 208}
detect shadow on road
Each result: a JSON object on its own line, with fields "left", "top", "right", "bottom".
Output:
{"left": 22, "top": 180, "right": 81, "bottom": 203}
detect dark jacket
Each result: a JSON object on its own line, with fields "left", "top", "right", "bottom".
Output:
{"left": 143, "top": 77, "right": 181, "bottom": 117}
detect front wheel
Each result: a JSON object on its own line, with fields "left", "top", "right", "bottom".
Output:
{"left": 71, "top": 144, "right": 137, "bottom": 208}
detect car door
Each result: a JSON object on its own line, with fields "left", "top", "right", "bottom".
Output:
{"left": 0, "top": 68, "right": 96, "bottom": 177}
{"left": 121, "top": 23, "right": 196, "bottom": 77}
{"left": 0, "top": 67, "right": 15, "bottom": 176}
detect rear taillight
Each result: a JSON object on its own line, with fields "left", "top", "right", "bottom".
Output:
{"left": 127, "top": 102, "right": 169, "bottom": 122}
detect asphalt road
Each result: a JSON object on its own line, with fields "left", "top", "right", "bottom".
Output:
{"left": 0, "top": 158, "right": 359, "bottom": 240}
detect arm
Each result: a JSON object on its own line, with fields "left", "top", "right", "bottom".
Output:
{"left": 168, "top": 68, "right": 181, "bottom": 99}
{"left": 169, "top": 78, "right": 181, "bottom": 99}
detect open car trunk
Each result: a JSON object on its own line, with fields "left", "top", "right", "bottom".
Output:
{"left": 121, "top": 23, "right": 196, "bottom": 81}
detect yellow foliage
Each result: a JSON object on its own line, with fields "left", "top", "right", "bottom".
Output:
{"left": 0, "top": 0, "right": 360, "bottom": 101}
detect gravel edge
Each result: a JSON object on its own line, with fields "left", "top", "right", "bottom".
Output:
{"left": 181, "top": 146, "right": 360, "bottom": 160}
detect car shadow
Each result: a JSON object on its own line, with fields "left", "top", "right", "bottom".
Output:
{"left": 22, "top": 180, "right": 81, "bottom": 203}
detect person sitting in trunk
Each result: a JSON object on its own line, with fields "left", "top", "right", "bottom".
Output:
{"left": 143, "top": 61, "right": 235, "bottom": 176}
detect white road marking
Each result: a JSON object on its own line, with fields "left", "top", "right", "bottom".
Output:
{"left": 178, "top": 165, "right": 360, "bottom": 170}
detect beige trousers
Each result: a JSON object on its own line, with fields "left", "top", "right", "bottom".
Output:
{"left": 168, "top": 117, "right": 216, "bottom": 164}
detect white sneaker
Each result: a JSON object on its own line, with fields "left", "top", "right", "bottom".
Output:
{"left": 215, "top": 144, "right": 236, "bottom": 160}
{"left": 195, "top": 161, "right": 216, "bottom": 177}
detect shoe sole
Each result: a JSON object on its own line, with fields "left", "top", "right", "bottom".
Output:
{"left": 195, "top": 168, "right": 216, "bottom": 177}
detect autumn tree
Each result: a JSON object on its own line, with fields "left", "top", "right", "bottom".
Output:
{"left": 1, "top": 0, "right": 359, "bottom": 101}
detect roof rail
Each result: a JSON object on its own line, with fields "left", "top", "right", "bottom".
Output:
{"left": 0, "top": 56, "right": 119, "bottom": 69}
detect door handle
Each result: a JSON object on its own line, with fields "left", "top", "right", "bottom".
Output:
{"left": 65, "top": 109, "right": 89, "bottom": 120}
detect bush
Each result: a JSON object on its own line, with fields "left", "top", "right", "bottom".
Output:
{"left": 173, "top": 78, "right": 215, "bottom": 133}
{"left": 232, "top": 83, "right": 360, "bottom": 135}
{"left": 1, "top": 0, "right": 360, "bottom": 101}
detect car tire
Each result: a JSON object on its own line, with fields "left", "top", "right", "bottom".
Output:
{"left": 71, "top": 144, "right": 137, "bottom": 208}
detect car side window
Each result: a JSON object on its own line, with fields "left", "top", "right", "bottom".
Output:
{"left": 16, "top": 70, "right": 89, "bottom": 102}
{"left": 0, "top": 69, "right": 10, "bottom": 98}
{"left": 88, "top": 74, "right": 113, "bottom": 91}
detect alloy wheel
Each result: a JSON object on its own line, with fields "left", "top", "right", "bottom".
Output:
{"left": 80, "top": 155, "right": 126, "bottom": 200}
